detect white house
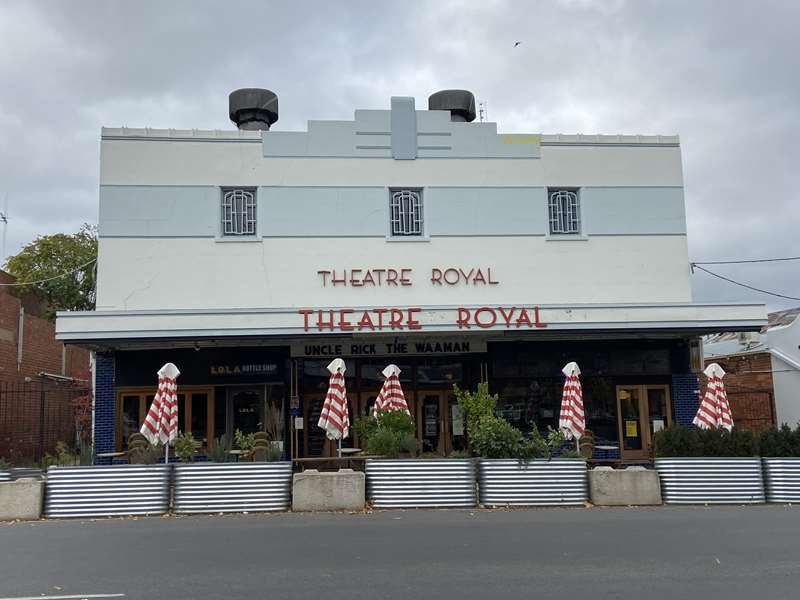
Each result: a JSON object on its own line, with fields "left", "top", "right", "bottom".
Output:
{"left": 56, "top": 88, "right": 766, "bottom": 462}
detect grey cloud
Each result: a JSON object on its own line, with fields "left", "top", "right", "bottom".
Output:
{"left": 0, "top": 0, "right": 797, "bottom": 309}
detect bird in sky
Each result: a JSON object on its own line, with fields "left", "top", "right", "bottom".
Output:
{"left": 514, "top": 41, "right": 521, "bottom": 47}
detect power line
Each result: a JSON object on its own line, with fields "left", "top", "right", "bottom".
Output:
{"left": 691, "top": 263, "right": 800, "bottom": 301}
{"left": 693, "top": 256, "right": 800, "bottom": 265}
{"left": 0, "top": 258, "right": 97, "bottom": 287}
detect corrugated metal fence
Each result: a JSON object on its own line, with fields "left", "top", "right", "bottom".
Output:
{"left": 366, "top": 459, "right": 477, "bottom": 508}
{"left": 655, "top": 458, "right": 765, "bottom": 504}
{"left": 478, "top": 459, "right": 588, "bottom": 506}
{"left": 173, "top": 462, "right": 292, "bottom": 513}
{"left": 44, "top": 464, "right": 171, "bottom": 518}
{"left": 762, "top": 458, "right": 800, "bottom": 503}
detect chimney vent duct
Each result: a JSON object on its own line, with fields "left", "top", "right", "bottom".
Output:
{"left": 229, "top": 88, "right": 279, "bottom": 130}
{"left": 428, "top": 89, "right": 476, "bottom": 122}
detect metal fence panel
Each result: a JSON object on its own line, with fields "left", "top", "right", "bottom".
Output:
{"left": 478, "top": 459, "right": 588, "bottom": 506}
{"left": 762, "top": 458, "right": 800, "bottom": 503}
{"left": 0, "top": 470, "right": 9, "bottom": 482}
{"left": 366, "top": 459, "right": 477, "bottom": 508}
{"left": 44, "top": 464, "right": 170, "bottom": 518}
{"left": 655, "top": 458, "right": 765, "bottom": 504}
{"left": 174, "top": 462, "right": 292, "bottom": 514}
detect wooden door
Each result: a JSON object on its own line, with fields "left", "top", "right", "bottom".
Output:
{"left": 616, "top": 384, "right": 671, "bottom": 460}
{"left": 416, "top": 390, "right": 463, "bottom": 456}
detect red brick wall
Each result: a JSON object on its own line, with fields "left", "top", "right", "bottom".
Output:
{"left": 0, "top": 273, "right": 90, "bottom": 462}
{"left": 704, "top": 352, "right": 776, "bottom": 432}
{"left": 0, "top": 272, "right": 89, "bottom": 383}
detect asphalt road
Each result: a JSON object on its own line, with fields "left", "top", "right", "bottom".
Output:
{"left": 1, "top": 506, "right": 799, "bottom": 600}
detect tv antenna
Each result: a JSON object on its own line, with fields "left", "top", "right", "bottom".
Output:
{"left": 478, "top": 101, "right": 488, "bottom": 123}
{"left": 0, "top": 194, "right": 8, "bottom": 262}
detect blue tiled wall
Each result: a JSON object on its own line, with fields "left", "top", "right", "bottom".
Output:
{"left": 672, "top": 373, "right": 699, "bottom": 427}
{"left": 94, "top": 352, "right": 116, "bottom": 464}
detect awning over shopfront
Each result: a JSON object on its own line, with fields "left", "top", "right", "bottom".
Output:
{"left": 56, "top": 302, "right": 767, "bottom": 346}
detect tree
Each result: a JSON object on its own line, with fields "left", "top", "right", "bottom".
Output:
{"left": 3, "top": 223, "right": 97, "bottom": 319}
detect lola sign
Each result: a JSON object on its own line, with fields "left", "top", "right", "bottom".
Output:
{"left": 298, "top": 306, "right": 546, "bottom": 332}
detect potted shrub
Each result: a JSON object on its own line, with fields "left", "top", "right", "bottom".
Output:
{"left": 362, "top": 408, "right": 476, "bottom": 509}
{"left": 759, "top": 424, "right": 800, "bottom": 503}
{"left": 172, "top": 430, "right": 292, "bottom": 514}
{"left": 474, "top": 418, "right": 587, "bottom": 507}
{"left": 653, "top": 425, "right": 764, "bottom": 504}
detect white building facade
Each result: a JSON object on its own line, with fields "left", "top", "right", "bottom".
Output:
{"left": 57, "top": 89, "right": 766, "bottom": 462}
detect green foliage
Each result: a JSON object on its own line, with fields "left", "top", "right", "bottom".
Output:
{"left": 470, "top": 416, "right": 524, "bottom": 459}
{"left": 42, "top": 441, "right": 80, "bottom": 469}
{"left": 0, "top": 457, "right": 9, "bottom": 470}
{"left": 174, "top": 432, "right": 197, "bottom": 462}
{"left": 358, "top": 409, "right": 417, "bottom": 458}
{"left": 447, "top": 450, "right": 471, "bottom": 459}
{"left": 263, "top": 444, "right": 282, "bottom": 462}
{"left": 653, "top": 424, "right": 758, "bottom": 457}
{"left": 234, "top": 429, "right": 256, "bottom": 459}
{"left": 206, "top": 435, "right": 231, "bottom": 462}
{"left": 759, "top": 424, "right": 800, "bottom": 457}
{"left": 4, "top": 223, "right": 97, "bottom": 319}
{"left": 78, "top": 439, "right": 94, "bottom": 466}
{"left": 367, "top": 428, "right": 403, "bottom": 457}
{"left": 453, "top": 382, "right": 497, "bottom": 444}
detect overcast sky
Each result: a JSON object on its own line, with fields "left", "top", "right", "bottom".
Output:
{"left": 0, "top": 0, "right": 797, "bottom": 310}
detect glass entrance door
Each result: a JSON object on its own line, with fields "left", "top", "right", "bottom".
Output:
{"left": 616, "top": 385, "right": 672, "bottom": 460}
{"left": 417, "top": 391, "right": 461, "bottom": 456}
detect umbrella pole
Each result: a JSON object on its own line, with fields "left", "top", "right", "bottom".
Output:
{"left": 338, "top": 437, "right": 342, "bottom": 458}
{"left": 165, "top": 443, "right": 169, "bottom": 464}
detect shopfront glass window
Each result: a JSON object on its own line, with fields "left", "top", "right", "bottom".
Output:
{"left": 231, "top": 388, "right": 262, "bottom": 434}
{"left": 191, "top": 393, "right": 209, "bottom": 443}
{"left": 647, "top": 387, "right": 669, "bottom": 439}
{"left": 120, "top": 395, "right": 140, "bottom": 449}
{"left": 416, "top": 359, "right": 463, "bottom": 387}
{"left": 493, "top": 379, "right": 561, "bottom": 434}
{"left": 582, "top": 377, "right": 618, "bottom": 446}
{"left": 359, "top": 362, "right": 413, "bottom": 390}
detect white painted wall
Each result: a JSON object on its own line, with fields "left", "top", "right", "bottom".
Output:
{"left": 772, "top": 355, "right": 800, "bottom": 426}
{"left": 95, "top": 235, "right": 691, "bottom": 310}
{"left": 99, "top": 139, "right": 683, "bottom": 187}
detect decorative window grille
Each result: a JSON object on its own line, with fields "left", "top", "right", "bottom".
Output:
{"left": 221, "top": 188, "right": 257, "bottom": 236}
{"left": 548, "top": 189, "right": 581, "bottom": 234}
{"left": 390, "top": 189, "right": 423, "bottom": 236}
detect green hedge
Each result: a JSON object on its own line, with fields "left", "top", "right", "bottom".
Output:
{"left": 654, "top": 423, "right": 800, "bottom": 458}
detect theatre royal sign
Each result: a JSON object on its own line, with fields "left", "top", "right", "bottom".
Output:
{"left": 298, "top": 265, "right": 547, "bottom": 333}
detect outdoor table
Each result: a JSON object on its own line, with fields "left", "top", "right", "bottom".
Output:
{"left": 95, "top": 451, "right": 126, "bottom": 459}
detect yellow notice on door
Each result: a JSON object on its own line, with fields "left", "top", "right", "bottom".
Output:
{"left": 625, "top": 420, "right": 638, "bottom": 437}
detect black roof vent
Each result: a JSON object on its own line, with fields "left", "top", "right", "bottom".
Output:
{"left": 428, "top": 89, "right": 476, "bottom": 122}
{"left": 229, "top": 88, "right": 279, "bottom": 131}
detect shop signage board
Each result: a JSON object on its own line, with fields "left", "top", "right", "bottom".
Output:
{"left": 290, "top": 337, "right": 488, "bottom": 358}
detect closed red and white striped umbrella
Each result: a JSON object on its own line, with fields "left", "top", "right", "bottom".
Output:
{"left": 141, "top": 362, "right": 180, "bottom": 461}
{"left": 693, "top": 362, "right": 733, "bottom": 431}
{"left": 559, "top": 361, "right": 585, "bottom": 442}
{"left": 373, "top": 364, "right": 410, "bottom": 418}
{"left": 318, "top": 358, "right": 350, "bottom": 444}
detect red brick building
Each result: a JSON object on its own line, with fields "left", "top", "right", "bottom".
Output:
{"left": 702, "top": 350, "right": 776, "bottom": 432}
{"left": 0, "top": 271, "right": 91, "bottom": 463}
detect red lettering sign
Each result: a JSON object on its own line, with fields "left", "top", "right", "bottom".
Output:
{"left": 298, "top": 307, "right": 546, "bottom": 332}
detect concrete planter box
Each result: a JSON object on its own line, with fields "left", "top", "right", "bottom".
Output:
{"left": 173, "top": 462, "right": 292, "bottom": 514}
{"left": 45, "top": 464, "right": 171, "bottom": 518}
{"left": 365, "top": 459, "right": 477, "bottom": 508}
{"left": 762, "top": 458, "right": 800, "bottom": 503}
{"left": 654, "top": 458, "right": 765, "bottom": 504}
{"left": 589, "top": 466, "right": 662, "bottom": 506}
{"left": 292, "top": 469, "right": 365, "bottom": 511}
{"left": 0, "top": 478, "right": 43, "bottom": 520}
{"left": 478, "top": 459, "right": 588, "bottom": 506}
